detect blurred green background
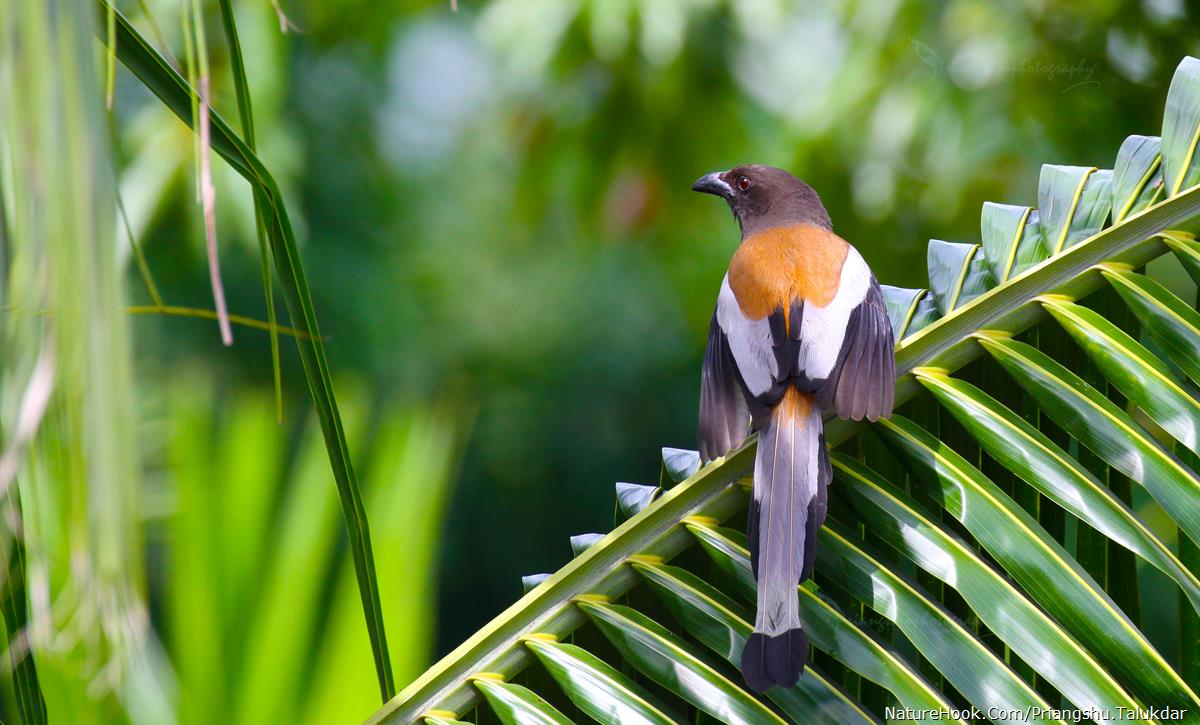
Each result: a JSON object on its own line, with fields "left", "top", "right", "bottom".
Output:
{"left": 103, "top": 0, "right": 1198, "bottom": 720}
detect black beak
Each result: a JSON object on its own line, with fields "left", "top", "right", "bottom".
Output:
{"left": 692, "top": 172, "right": 732, "bottom": 197}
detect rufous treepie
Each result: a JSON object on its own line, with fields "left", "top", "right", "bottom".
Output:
{"left": 692, "top": 164, "right": 896, "bottom": 693}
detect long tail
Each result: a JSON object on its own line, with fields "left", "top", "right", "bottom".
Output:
{"left": 741, "top": 386, "right": 829, "bottom": 693}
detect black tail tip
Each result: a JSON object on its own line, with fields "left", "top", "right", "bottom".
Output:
{"left": 741, "top": 629, "right": 809, "bottom": 693}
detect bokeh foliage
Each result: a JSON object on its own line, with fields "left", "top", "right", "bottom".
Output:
{"left": 375, "top": 52, "right": 1200, "bottom": 723}
{"left": 193, "top": 0, "right": 1198, "bottom": 655}
{"left": 4, "top": 0, "right": 1200, "bottom": 723}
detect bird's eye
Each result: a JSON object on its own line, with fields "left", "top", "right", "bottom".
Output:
{"left": 737, "top": 176, "right": 751, "bottom": 191}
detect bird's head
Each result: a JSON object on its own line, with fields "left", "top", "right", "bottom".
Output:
{"left": 691, "top": 164, "right": 831, "bottom": 236}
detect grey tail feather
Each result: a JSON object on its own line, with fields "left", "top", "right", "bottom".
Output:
{"left": 742, "top": 387, "right": 826, "bottom": 691}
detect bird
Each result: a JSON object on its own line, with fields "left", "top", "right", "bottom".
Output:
{"left": 692, "top": 164, "right": 895, "bottom": 693}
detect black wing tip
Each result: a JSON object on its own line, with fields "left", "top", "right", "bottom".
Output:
{"left": 741, "top": 629, "right": 809, "bottom": 693}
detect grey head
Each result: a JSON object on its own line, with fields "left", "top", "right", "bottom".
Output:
{"left": 691, "top": 164, "right": 831, "bottom": 237}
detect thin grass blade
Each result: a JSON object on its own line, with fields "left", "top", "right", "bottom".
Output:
{"left": 100, "top": 4, "right": 395, "bottom": 698}
{"left": 216, "top": 0, "right": 283, "bottom": 419}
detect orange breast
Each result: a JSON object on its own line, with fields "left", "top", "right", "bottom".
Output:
{"left": 727, "top": 224, "right": 849, "bottom": 321}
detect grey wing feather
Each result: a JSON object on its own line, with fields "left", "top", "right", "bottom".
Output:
{"left": 827, "top": 278, "right": 896, "bottom": 421}
{"left": 699, "top": 309, "right": 752, "bottom": 462}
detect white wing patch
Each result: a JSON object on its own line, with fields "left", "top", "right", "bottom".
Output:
{"left": 716, "top": 276, "right": 777, "bottom": 398}
{"left": 798, "top": 248, "right": 871, "bottom": 381}
{"left": 715, "top": 250, "right": 872, "bottom": 400}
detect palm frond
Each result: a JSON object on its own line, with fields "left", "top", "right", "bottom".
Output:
{"left": 373, "top": 56, "right": 1200, "bottom": 724}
